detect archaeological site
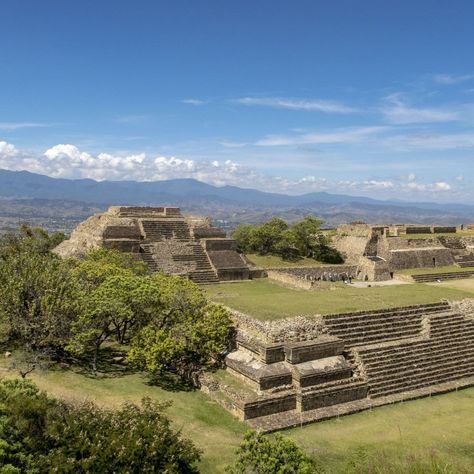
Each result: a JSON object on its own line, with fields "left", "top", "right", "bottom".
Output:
{"left": 58, "top": 207, "right": 474, "bottom": 431}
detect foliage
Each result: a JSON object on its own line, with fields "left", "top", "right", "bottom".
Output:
{"left": 0, "top": 231, "right": 80, "bottom": 352}
{"left": 0, "top": 378, "right": 201, "bottom": 473}
{"left": 68, "top": 271, "right": 163, "bottom": 371}
{"left": 0, "top": 224, "right": 66, "bottom": 257}
{"left": 232, "top": 216, "right": 343, "bottom": 263}
{"left": 128, "top": 274, "right": 232, "bottom": 384}
{"left": 227, "top": 430, "right": 317, "bottom": 474}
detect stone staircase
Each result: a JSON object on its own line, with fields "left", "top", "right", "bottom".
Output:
{"left": 357, "top": 311, "right": 474, "bottom": 398}
{"left": 455, "top": 253, "right": 474, "bottom": 268}
{"left": 203, "top": 301, "right": 474, "bottom": 431}
{"left": 322, "top": 303, "right": 449, "bottom": 347}
{"left": 184, "top": 244, "right": 219, "bottom": 284}
{"left": 140, "top": 242, "right": 218, "bottom": 284}
{"left": 141, "top": 219, "right": 191, "bottom": 241}
{"left": 411, "top": 270, "right": 474, "bottom": 282}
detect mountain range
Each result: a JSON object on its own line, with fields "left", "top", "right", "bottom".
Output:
{"left": 0, "top": 169, "right": 473, "bottom": 232}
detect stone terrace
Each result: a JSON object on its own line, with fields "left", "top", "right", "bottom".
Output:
{"left": 203, "top": 300, "right": 474, "bottom": 431}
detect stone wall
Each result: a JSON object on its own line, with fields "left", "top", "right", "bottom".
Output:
{"left": 389, "top": 248, "right": 455, "bottom": 269}
{"left": 332, "top": 235, "right": 370, "bottom": 263}
{"left": 229, "top": 309, "right": 326, "bottom": 343}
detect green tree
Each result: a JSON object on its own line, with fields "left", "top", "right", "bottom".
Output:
{"left": 228, "top": 430, "right": 317, "bottom": 474}
{"left": 253, "top": 218, "right": 288, "bottom": 255}
{"left": 0, "top": 378, "right": 201, "bottom": 473}
{"left": 0, "top": 248, "right": 79, "bottom": 352}
{"left": 128, "top": 274, "right": 232, "bottom": 384}
{"left": 232, "top": 224, "right": 256, "bottom": 253}
{"left": 273, "top": 229, "right": 300, "bottom": 261}
{"left": 68, "top": 271, "right": 163, "bottom": 371}
{"left": 292, "top": 215, "right": 324, "bottom": 257}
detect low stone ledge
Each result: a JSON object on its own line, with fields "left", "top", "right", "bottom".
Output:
{"left": 284, "top": 337, "right": 344, "bottom": 364}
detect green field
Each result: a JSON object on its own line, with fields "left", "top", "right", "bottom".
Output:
{"left": 206, "top": 279, "right": 474, "bottom": 320}
{"left": 246, "top": 253, "right": 333, "bottom": 268}
{"left": 2, "top": 363, "right": 474, "bottom": 473}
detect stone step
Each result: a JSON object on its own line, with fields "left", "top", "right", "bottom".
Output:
{"left": 369, "top": 365, "right": 474, "bottom": 398}
{"left": 323, "top": 303, "right": 449, "bottom": 323}
{"left": 365, "top": 347, "right": 474, "bottom": 380}
{"left": 329, "top": 327, "right": 423, "bottom": 347}
{"left": 360, "top": 329, "right": 474, "bottom": 363}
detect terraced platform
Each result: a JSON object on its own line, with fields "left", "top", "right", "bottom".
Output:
{"left": 203, "top": 301, "right": 474, "bottom": 431}
{"left": 411, "top": 270, "right": 474, "bottom": 282}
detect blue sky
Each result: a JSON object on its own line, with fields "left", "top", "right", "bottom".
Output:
{"left": 1, "top": 1, "right": 474, "bottom": 201}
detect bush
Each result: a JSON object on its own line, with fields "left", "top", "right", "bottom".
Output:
{"left": 227, "top": 430, "right": 318, "bottom": 474}
{"left": 0, "top": 378, "right": 201, "bottom": 473}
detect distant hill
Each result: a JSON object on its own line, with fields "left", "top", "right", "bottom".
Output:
{"left": 1, "top": 168, "right": 474, "bottom": 232}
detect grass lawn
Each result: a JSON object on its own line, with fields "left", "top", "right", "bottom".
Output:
{"left": 206, "top": 279, "right": 474, "bottom": 320}
{"left": 398, "top": 265, "right": 472, "bottom": 276}
{"left": 427, "top": 278, "right": 474, "bottom": 292}
{"left": 2, "top": 361, "right": 474, "bottom": 472}
{"left": 245, "top": 253, "right": 332, "bottom": 268}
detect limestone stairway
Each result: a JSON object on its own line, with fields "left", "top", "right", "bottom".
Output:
{"left": 322, "top": 303, "right": 450, "bottom": 347}
{"left": 174, "top": 244, "right": 219, "bottom": 284}
{"left": 141, "top": 219, "right": 191, "bottom": 241}
{"left": 357, "top": 310, "right": 474, "bottom": 398}
{"left": 455, "top": 253, "right": 474, "bottom": 268}
{"left": 411, "top": 270, "right": 474, "bottom": 283}
{"left": 139, "top": 244, "right": 158, "bottom": 271}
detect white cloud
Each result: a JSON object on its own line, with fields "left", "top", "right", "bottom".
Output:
{"left": 403, "top": 181, "right": 451, "bottom": 192}
{"left": 181, "top": 99, "right": 207, "bottom": 106}
{"left": 256, "top": 126, "right": 387, "bottom": 147}
{"left": 236, "top": 97, "right": 356, "bottom": 113}
{"left": 363, "top": 180, "right": 395, "bottom": 189}
{"left": 433, "top": 74, "right": 474, "bottom": 85}
{"left": 382, "top": 94, "right": 460, "bottom": 124}
{"left": 385, "top": 131, "right": 474, "bottom": 150}
{"left": 0, "top": 122, "right": 50, "bottom": 130}
{"left": 0, "top": 141, "right": 459, "bottom": 199}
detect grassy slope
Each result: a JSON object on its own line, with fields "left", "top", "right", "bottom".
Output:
{"left": 2, "top": 364, "right": 474, "bottom": 473}
{"left": 206, "top": 279, "right": 474, "bottom": 320}
{"left": 0, "top": 365, "right": 246, "bottom": 473}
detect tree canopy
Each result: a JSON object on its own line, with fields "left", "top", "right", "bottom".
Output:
{"left": 0, "top": 378, "right": 201, "bottom": 473}
{"left": 227, "top": 430, "right": 317, "bottom": 474}
{"left": 232, "top": 216, "right": 343, "bottom": 263}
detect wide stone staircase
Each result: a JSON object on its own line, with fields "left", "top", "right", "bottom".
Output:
{"left": 139, "top": 219, "right": 219, "bottom": 284}
{"left": 203, "top": 301, "right": 474, "bottom": 431}
{"left": 356, "top": 310, "right": 474, "bottom": 397}
{"left": 455, "top": 253, "right": 474, "bottom": 268}
{"left": 322, "top": 303, "right": 449, "bottom": 347}
{"left": 411, "top": 270, "right": 474, "bottom": 282}
{"left": 141, "top": 219, "right": 191, "bottom": 241}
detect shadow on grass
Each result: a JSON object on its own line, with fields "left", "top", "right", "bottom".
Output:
{"left": 146, "top": 372, "right": 195, "bottom": 392}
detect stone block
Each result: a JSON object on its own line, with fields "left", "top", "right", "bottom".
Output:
{"left": 284, "top": 338, "right": 344, "bottom": 364}
{"left": 292, "top": 356, "right": 352, "bottom": 388}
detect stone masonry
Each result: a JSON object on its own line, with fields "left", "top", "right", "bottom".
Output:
{"left": 202, "top": 300, "right": 474, "bottom": 431}
{"left": 54, "top": 206, "right": 253, "bottom": 284}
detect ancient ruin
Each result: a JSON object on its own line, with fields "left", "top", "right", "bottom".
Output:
{"left": 57, "top": 210, "right": 474, "bottom": 431}
{"left": 333, "top": 223, "right": 474, "bottom": 281}
{"left": 203, "top": 300, "right": 474, "bottom": 431}
{"left": 54, "top": 206, "right": 253, "bottom": 284}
